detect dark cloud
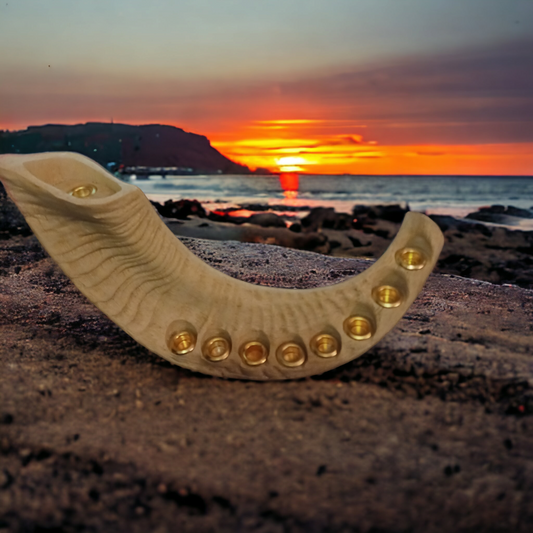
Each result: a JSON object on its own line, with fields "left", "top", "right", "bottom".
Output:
{"left": 283, "top": 38, "right": 533, "bottom": 99}
{"left": 276, "top": 38, "right": 533, "bottom": 144}
{"left": 2, "top": 37, "right": 532, "bottom": 148}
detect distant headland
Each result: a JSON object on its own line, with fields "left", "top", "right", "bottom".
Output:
{"left": 0, "top": 122, "right": 260, "bottom": 175}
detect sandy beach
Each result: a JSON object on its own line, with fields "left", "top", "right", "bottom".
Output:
{"left": 1, "top": 187, "right": 533, "bottom": 532}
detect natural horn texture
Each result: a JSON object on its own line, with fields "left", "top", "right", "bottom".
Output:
{"left": 0, "top": 152, "right": 444, "bottom": 380}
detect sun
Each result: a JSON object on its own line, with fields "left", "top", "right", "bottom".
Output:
{"left": 276, "top": 156, "right": 311, "bottom": 172}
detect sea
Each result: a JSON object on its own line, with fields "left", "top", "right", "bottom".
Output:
{"left": 122, "top": 173, "right": 533, "bottom": 223}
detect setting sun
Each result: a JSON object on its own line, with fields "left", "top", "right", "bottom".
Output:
{"left": 276, "top": 156, "right": 314, "bottom": 172}
{"left": 211, "top": 119, "right": 533, "bottom": 175}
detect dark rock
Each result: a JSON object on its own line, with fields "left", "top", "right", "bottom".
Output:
{"left": 353, "top": 204, "right": 410, "bottom": 224}
{"left": 247, "top": 213, "right": 286, "bottom": 228}
{"left": 429, "top": 215, "right": 456, "bottom": 232}
{"left": 301, "top": 207, "right": 352, "bottom": 231}
{"left": 376, "top": 204, "right": 410, "bottom": 223}
{"left": 481, "top": 205, "right": 506, "bottom": 214}
{"left": 359, "top": 225, "right": 389, "bottom": 238}
{"left": 152, "top": 199, "right": 207, "bottom": 220}
{"left": 473, "top": 223, "right": 493, "bottom": 237}
{"left": 506, "top": 206, "right": 532, "bottom": 218}
{"left": 289, "top": 222, "right": 302, "bottom": 233}
{"left": 466, "top": 205, "right": 533, "bottom": 223}
{"left": 241, "top": 203, "right": 310, "bottom": 213}
{"left": 0, "top": 183, "right": 32, "bottom": 239}
{"left": 347, "top": 236, "right": 367, "bottom": 247}
{"left": 316, "top": 465, "right": 327, "bottom": 476}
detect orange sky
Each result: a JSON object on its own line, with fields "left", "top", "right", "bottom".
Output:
{"left": 1, "top": 23, "right": 532, "bottom": 176}
{"left": 209, "top": 119, "right": 533, "bottom": 175}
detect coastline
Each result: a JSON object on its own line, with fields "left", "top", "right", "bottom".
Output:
{"left": 125, "top": 172, "right": 533, "bottom": 224}
{"left": 3, "top": 175, "right": 532, "bottom": 288}
{"left": 152, "top": 198, "right": 533, "bottom": 290}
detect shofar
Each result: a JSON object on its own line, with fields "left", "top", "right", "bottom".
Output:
{"left": 0, "top": 152, "right": 444, "bottom": 380}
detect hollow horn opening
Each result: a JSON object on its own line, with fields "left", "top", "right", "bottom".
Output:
{"left": 24, "top": 156, "right": 122, "bottom": 199}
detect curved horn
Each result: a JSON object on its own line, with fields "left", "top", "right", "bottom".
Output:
{"left": 0, "top": 152, "right": 444, "bottom": 380}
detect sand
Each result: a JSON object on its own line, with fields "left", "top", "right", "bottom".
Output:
{"left": 1, "top": 191, "right": 533, "bottom": 532}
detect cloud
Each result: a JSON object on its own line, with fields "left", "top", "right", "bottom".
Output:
{"left": 2, "top": 37, "right": 532, "bottom": 149}
{"left": 270, "top": 38, "right": 533, "bottom": 144}
{"left": 283, "top": 38, "right": 533, "bottom": 97}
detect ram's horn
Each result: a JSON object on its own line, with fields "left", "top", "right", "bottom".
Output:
{"left": 0, "top": 152, "right": 444, "bottom": 380}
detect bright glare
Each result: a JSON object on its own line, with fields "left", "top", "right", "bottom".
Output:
{"left": 279, "top": 165, "right": 303, "bottom": 172}
{"left": 276, "top": 156, "right": 307, "bottom": 166}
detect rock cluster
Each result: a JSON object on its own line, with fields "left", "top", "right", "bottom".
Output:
{"left": 154, "top": 198, "right": 533, "bottom": 290}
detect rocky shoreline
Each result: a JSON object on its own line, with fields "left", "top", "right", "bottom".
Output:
{"left": 150, "top": 198, "right": 533, "bottom": 290}
{"left": 3, "top": 181, "right": 532, "bottom": 290}
{"left": 1, "top": 187, "right": 533, "bottom": 532}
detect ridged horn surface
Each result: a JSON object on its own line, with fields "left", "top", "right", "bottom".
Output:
{"left": 0, "top": 152, "right": 444, "bottom": 380}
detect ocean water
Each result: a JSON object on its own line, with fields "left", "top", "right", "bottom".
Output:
{"left": 123, "top": 174, "right": 533, "bottom": 219}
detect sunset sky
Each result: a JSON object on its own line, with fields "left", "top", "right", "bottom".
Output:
{"left": 1, "top": 0, "right": 532, "bottom": 175}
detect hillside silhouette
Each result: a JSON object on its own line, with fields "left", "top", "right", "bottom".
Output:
{"left": 0, "top": 122, "right": 250, "bottom": 174}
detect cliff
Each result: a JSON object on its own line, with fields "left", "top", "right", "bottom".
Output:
{"left": 0, "top": 122, "right": 250, "bottom": 174}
